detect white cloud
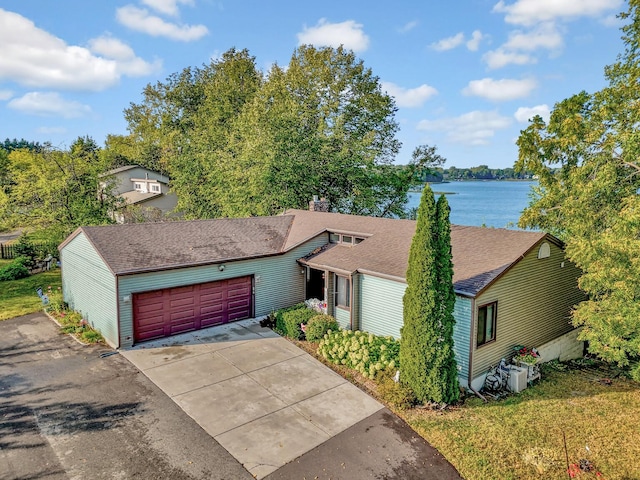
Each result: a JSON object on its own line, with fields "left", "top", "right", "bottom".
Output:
{"left": 504, "top": 23, "right": 563, "bottom": 51}
{"left": 297, "top": 19, "right": 370, "bottom": 52}
{"left": 493, "top": 0, "right": 622, "bottom": 26}
{"left": 463, "top": 77, "right": 537, "bottom": 101}
{"left": 0, "top": 90, "right": 13, "bottom": 101}
{"left": 483, "top": 49, "right": 536, "bottom": 69}
{"left": 381, "top": 82, "right": 438, "bottom": 108}
{"left": 0, "top": 9, "right": 119, "bottom": 90}
{"left": 37, "top": 126, "right": 67, "bottom": 135}
{"left": 430, "top": 32, "right": 464, "bottom": 51}
{"left": 0, "top": 9, "right": 159, "bottom": 91}
{"left": 116, "top": 5, "right": 209, "bottom": 42}
{"left": 418, "top": 110, "right": 512, "bottom": 146}
{"left": 88, "top": 36, "right": 162, "bottom": 76}
{"left": 399, "top": 20, "right": 419, "bottom": 34}
{"left": 8, "top": 92, "right": 91, "bottom": 118}
{"left": 141, "top": 0, "right": 194, "bottom": 17}
{"left": 514, "top": 104, "right": 550, "bottom": 122}
{"left": 466, "top": 30, "right": 485, "bottom": 51}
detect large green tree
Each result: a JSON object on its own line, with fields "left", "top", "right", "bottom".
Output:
{"left": 123, "top": 45, "right": 432, "bottom": 218}
{"left": 400, "top": 184, "right": 459, "bottom": 404}
{"left": 515, "top": 1, "right": 640, "bottom": 375}
{"left": 1, "top": 137, "right": 114, "bottom": 241}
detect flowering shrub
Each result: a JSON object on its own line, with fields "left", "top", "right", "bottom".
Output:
{"left": 514, "top": 345, "right": 540, "bottom": 364}
{"left": 317, "top": 329, "right": 400, "bottom": 379}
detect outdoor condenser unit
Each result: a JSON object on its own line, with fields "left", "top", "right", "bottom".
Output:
{"left": 508, "top": 366, "right": 528, "bottom": 393}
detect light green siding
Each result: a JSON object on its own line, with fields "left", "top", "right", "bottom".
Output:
{"left": 117, "top": 236, "right": 328, "bottom": 347}
{"left": 452, "top": 296, "right": 472, "bottom": 380}
{"left": 471, "top": 240, "right": 585, "bottom": 379}
{"left": 359, "top": 274, "right": 406, "bottom": 339}
{"left": 60, "top": 233, "right": 118, "bottom": 348}
{"left": 335, "top": 307, "right": 351, "bottom": 329}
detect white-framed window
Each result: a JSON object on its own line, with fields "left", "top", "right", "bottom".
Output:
{"left": 335, "top": 275, "right": 351, "bottom": 308}
{"left": 133, "top": 182, "right": 143, "bottom": 191}
{"left": 150, "top": 183, "right": 161, "bottom": 193}
{"left": 477, "top": 301, "right": 497, "bottom": 347}
{"left": 329, "top": 232, "right": 367, "bottom": 246}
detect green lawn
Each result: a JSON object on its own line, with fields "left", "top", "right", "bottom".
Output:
{"left": 0, "top": 266, "right": 62, "bottom": 320}
{"left": 402, "top": 364, "right": 639, "bottom": 480}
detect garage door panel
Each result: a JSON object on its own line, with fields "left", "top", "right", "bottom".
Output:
{"left": 133, "top": 276, "right": 253, "bottom": 343}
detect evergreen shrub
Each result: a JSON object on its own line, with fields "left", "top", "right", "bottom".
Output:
{"left": 305, "top": 314, "right": 339, "bottom": 341}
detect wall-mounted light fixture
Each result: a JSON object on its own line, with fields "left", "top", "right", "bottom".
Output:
{"left": 218, "top": 264, "right": 225, "bottom": 271}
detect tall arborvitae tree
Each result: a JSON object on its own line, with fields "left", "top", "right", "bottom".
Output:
{"left": 400, "top": 185, "right": 459, "bottom": 404}
{"left": 433, "top": 194, "right": 459, "bottom": 403}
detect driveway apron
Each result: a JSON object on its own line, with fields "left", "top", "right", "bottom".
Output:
{"left": 121, "top": 319, "right": 384, "bottom": 479}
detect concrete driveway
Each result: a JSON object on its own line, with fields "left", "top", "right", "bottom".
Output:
{"left": 121, "top": 319, "right": 384, "bottom": 478}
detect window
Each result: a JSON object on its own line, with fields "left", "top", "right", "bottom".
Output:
{"left": 354, "top": 237, "right": 365, "bottom": 244}
{"left": 150, "top": 184, "right": 161, "bottom": 193}
{"left": 477, "top": 302, "right": 497, "bottom": 346}
{"left": 342, "top": 235, "right": 353, "bottom": 244}
{"left": 133, "top": 182, "right": 143, "bottom": 191}
{"left": 335, "top": 275, "right": 350, "bottom": 308}
{"left": 329, "top": 233, "right": 340, "bottom": 243}
{"left": 538, "top": 242, "right": 550, "bottom": 259}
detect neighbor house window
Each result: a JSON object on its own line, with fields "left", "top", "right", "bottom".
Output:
{"left": 477, "top": 301, "right": 497, "bottom": 346}
{"left": 133, "top": 182, "right": 143, "bottom": 191}
{"left": 150, "top": 184, "right": 160, "bottom": 193}
{"left": 335, "top": 275, "right": 350, "bottom": 308}
{"left": 329, "top": 233, "right": 340, "bottom": 243}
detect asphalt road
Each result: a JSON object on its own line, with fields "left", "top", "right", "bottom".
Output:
{"left": 0, "top": 313, "right": 252, "bottom": 480}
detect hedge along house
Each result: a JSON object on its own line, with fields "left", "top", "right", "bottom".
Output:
{"left": 59, "top": 206, "right": 584, "bottom": 389}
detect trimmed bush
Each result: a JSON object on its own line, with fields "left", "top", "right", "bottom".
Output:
{"left": 305, "top": 314, "right": 339, "bottom": 341}
{"left": 376, "top": 368, "right": 417, "bottom": 409}
{"left": 281, "top": 307, "right": 317, "bottom": 339}
{"left": 273, "top": 303, "right": 306, "bottom": 336}
{"left": 0, "top": 258, "right": 30, "bottom": 281}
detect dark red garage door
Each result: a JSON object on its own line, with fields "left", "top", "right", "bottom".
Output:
{"left": 133, "top": 276, "right": 253, "bottom": 343}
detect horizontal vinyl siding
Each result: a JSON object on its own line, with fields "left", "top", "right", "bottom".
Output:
{"left": 335, "top": 307, "right": 351, "bottom": 329}
{"left": 472, "top": 241, "right": 585, "bottom": 378}
{"left": 359, "top": 275, "right": 406, "bottom": 339}
{"left": 60, "top": 233, "right": 118, "bottom": 348}
{"left": 118, "top": 236, "right": 328, "bottom": 347}
{"left": 452, "top": 296, "right": 472, "bottom": 380}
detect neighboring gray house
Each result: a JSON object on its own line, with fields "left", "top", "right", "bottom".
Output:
{"left": 99, "top": 165, "right": 179, "bottom": 223}
{"left": 59, "top": 204, "right": 584, "bottom": 389}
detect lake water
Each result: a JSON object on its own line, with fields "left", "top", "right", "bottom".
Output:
{"left": 407, "top": 181, "right": 536, "bottom": 229}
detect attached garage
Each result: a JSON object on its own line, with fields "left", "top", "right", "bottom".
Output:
{"left": 133, "top": 276, "right": 253, "bottom": 342}
{"left": 59, "top": 216, "right": 329, "bottom": 349}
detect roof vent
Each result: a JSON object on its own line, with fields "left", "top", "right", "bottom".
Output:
{"left": 538, "top": 242, "right": 550, "bottom": 259}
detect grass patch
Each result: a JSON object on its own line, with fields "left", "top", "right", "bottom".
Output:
{"left": 403, "top": 367, "right": 639, "bottom": 479}
{"left": 0, "top": 268, "right": 62, "bottom": 320}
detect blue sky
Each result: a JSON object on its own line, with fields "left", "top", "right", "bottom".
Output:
{"left": 0, "top": 0, "right": 626, "bottom": 168}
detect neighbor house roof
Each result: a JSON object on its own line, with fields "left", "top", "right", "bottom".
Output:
{"left": 117, "top": 191, "right": 162, "bottom": 206}
{"left": 60, "top": 208, "right": 553, "bottom": 296}
{"left": 61, "top": 216, "right": 294, "bottom": 275}
{"left": 285, "top": 209, "right": 550, "bottom": 297}
{"left": 98, "top": 165, "right": 141, "bottom": 177}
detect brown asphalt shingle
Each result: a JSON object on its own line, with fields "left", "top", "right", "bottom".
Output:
{"left": 286, "top": 209, "right": 548, "bottom": 296}
{"left": 64, "top": 208, "right": 552, "bottom": 296}
{"left": 74, "top": 216, "right": 294, "bottom": 275}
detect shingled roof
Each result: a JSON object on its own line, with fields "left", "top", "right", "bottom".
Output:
{"left": 62, "top": 216, "right": 294, "bottom": 275}
{"left": 61, "top": 208, "right": 553, "bottom": 296}
{"left": 285, "top": 209, "right": 550, "bottom": 297}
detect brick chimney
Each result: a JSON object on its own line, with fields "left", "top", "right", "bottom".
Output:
{"left": 309, "top": 195, "right": 329, "bottom": 212}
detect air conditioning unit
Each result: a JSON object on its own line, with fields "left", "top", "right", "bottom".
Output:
{"left": 508, "top": 366, "right": 528, "bottom": 393}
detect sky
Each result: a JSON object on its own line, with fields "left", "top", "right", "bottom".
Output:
{"left": 0, "top": 0, "right": 628, "bottom": 169}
